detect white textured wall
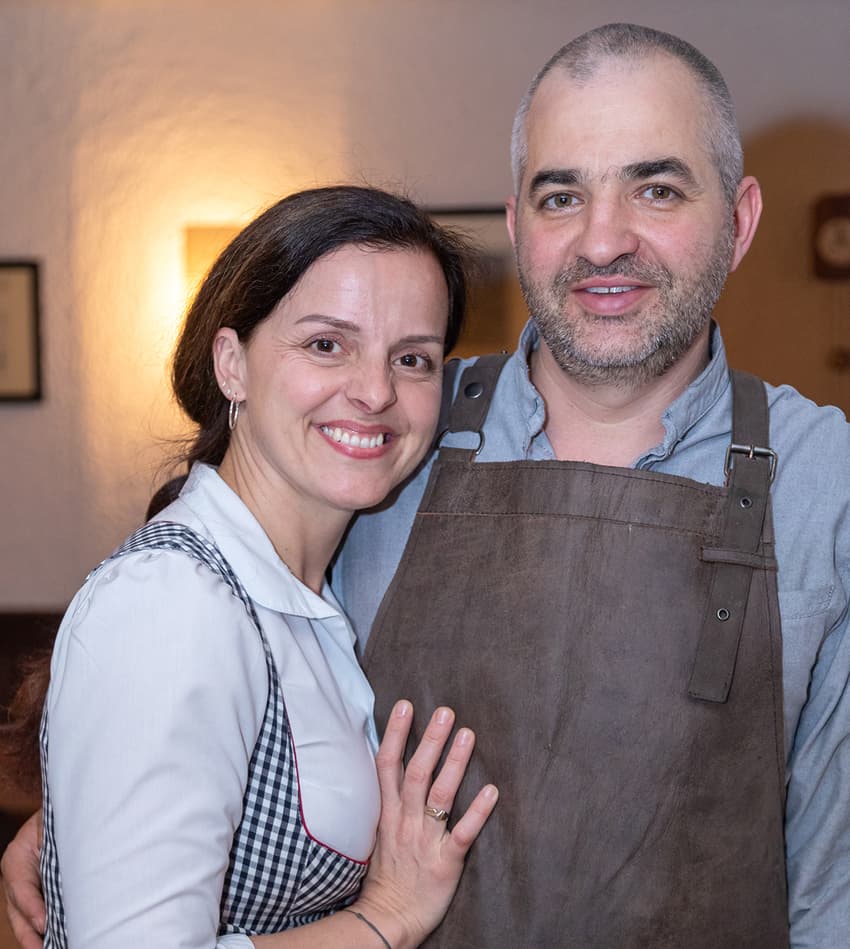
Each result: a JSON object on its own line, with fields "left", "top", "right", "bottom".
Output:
{"left": 1, "top": 0, "right": 848, "bottom": 607}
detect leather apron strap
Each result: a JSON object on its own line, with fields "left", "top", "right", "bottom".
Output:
{"left": 689, "top": 370, "right": 778, "bottom": 702}
{"left": 435, "top": 353, "right": 510, "bottom": 461}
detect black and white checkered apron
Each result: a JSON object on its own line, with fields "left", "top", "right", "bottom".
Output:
{"left": 41, "top": 521, "right": 368, "bottom": 947}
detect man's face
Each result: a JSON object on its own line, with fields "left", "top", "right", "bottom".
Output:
{"left": 508, "top": 55, "right": 739, "bottom": 387}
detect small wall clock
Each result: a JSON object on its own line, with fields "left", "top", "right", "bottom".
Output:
{"left": 813, "top": 194, "right": 850, "bottom": 279}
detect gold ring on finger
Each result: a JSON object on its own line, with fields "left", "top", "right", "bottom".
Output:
{"left": 424, "top": 805, "right": 450, "bottom": 822}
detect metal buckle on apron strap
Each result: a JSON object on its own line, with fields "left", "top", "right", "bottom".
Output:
{"left": 724, "top": 443, "right": 778, "bottom": 483}
{"left": 435, "top": 427, "right": 485, "bottom": 455}
{"left": 434, "top": 363, "right": 507, "bottom": 457}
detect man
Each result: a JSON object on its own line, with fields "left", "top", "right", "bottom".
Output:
{"left": 336, "top": 23, "right": 850, "bottom": 948}
{"left": 4, "top": 22, "right": 849, "bottom": 949}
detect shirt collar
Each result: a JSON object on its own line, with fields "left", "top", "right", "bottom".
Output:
{"left": 645, "top": 321, "right": 730, "bottom": 463}
{"left": 510, "top": 319, "right": 731, "bottom": 464}
{"left": 506, "top": 321, "right": 550, "bottom": 456}
{"left": 163, "top": 464, "right": 342, "bottom": 620}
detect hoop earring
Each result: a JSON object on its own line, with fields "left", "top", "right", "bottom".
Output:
{"left": 228, "top": 399, "right": 240, "bottom": 432}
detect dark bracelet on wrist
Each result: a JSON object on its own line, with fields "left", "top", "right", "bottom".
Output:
{"left": 341, "top": 907, "right": 392, "bottom": 948}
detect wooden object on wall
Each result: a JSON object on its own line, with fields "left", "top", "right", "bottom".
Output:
{"left": 812, "top": 194, "right": 850, "bottom": 279}
{"left": 714, "top": 120, "right": 850, "bottom": 413}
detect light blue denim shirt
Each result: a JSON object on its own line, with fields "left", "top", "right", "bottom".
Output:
{"left": 333, "top": 320, "right": 850, "bottom": 948}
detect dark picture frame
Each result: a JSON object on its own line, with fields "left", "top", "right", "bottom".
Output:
{"left": 428, "top": 208, "right": 527, "bottom": 358}
{"left": 0, "top": 261, "right": 41, "bottom": 401}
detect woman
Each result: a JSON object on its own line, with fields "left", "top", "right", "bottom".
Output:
{"left": 34, "top": 185, "right": 497, "bottom": 947}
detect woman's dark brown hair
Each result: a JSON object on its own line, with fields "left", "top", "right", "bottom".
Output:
{"left": 1, "top": 185, "right": 471, "bottom": 795}
{"left": 175, "top": 184, "right": 469, "bottom": 471}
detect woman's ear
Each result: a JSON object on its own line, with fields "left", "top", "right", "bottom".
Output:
{"left": 213, "top": 328, "right": 247, "bottom": 400}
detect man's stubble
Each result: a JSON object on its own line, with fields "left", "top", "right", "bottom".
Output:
{"left": 517, "top": 220, "right": 736, "bottom": 389}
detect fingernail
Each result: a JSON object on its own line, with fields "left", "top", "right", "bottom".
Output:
{"left": 483, "top": 785, "right": 499, "bottom": 802}
{"left": 456, "top": 727, "right": 473, "bottom": 746}
{"left": 435, "top": 707, "right": 452, "bottom": 724}
{"left": 395, "top": 700, "right": 411, "bottom": 717}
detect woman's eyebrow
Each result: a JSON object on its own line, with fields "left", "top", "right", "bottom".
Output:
{"left": 294, "top": 315, "right": 360, "bottom": 332}
{"left": 293, "top": 317, "right": 443, "bottom": 347}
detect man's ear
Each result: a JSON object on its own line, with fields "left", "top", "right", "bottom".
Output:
{"left": 213, "top": 328, "right": 247, "bottom": 400}
{"left": 729, "top": 176, "right": 763, "bottom": 273}
{"left": 506, "top": 196, "right": 518, "bottom": 249}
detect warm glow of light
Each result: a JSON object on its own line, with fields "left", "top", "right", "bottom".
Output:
{"left": 152, "top": 229, "right": 192, "bottom": 354}
{"left": 184, "top": 225, "right": 240, "bottom": 302}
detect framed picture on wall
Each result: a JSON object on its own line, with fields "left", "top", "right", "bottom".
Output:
{"left": 0, "top": 261, "right": 41, "bottom": 401}
{"left": 428, "top": 209, "right": 527, "bottom": 358}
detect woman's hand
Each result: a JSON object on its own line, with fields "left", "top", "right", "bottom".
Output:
{"left": 353, "top": 701, "right": 498, "bottom": 948}
{"left": 4, "top": 716, "right": 495, "bottom": 949}
{"left": 1, "top": 810, "right": 45, "bottom": 949}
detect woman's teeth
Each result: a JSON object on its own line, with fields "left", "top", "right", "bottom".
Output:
{"left": 320, "top": 426, "right": 385, "bottom": 448}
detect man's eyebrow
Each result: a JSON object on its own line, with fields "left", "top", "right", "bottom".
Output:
{"left": 620, "top": 158, "right": 699, "bottom": 188}
{"left": 527, "top": 159, "right": 700, "bottom": 195}
{"left": 527, "top": 168, "right": 583, "bottom": 194}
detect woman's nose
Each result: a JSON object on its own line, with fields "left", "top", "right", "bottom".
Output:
{"left": 344, "top": 362, "right": 397, "bottom": 414}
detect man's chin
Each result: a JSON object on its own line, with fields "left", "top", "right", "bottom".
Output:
{"left": 567, "top": 326, "right": 662, "bottom": 369}
{"left": 542, "top": 327, "right": 689, "bottom": 387}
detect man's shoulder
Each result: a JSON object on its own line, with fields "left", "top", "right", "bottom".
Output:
{"left": 761, "top": 379, "right": 850, "bottom": 495}
{"left": 764, "top": 379, "right": 849, "bottom": 443}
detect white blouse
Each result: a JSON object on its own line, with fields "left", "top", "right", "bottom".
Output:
{"left": 45, "top": 464, "right": 380, "bottom": 948}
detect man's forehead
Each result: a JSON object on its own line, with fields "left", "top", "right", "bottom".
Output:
{"left": 523, "top": 54, "right": 713, "bottom": 175}
{"left": 535, "top": 50, "right": 693, "bottom": 95}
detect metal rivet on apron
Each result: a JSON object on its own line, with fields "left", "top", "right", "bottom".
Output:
{"left": 716, "top": 607, "right": 731, "bottom": 621}
{"left": 464, "top": 381, "right": 484, "bottom": 399}
{"left": 740, "top": 496, "right": 753, "bottom": 509}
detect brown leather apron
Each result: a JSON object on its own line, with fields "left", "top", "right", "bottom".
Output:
{"left": 363, "top": 357, "right": 788, "bottom": 948}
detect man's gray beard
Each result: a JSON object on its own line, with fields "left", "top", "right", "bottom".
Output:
{"left": 519, "top": 225, "right": 735, "bottom": 388}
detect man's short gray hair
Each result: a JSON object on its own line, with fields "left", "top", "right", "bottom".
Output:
{"left": 510, "top": 23, "right": 744, "bottom": 207}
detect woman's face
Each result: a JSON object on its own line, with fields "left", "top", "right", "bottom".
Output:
{"left": 215, "top": 244, "right": 449, "bottom": 519}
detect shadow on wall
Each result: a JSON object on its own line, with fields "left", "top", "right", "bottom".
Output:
{"left": 716, "top": 119, "right": 850, "bottom": 413}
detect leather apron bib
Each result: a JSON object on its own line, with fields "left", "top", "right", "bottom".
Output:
{"left": 363, "top": 357, "right": 788, "bottom": 948}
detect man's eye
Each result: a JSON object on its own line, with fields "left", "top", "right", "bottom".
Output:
{"left": 642, "top": 185, "right": 676, "bottom": 201}
{"left": 543, "top": 193, "right": 578, "bottom": 209}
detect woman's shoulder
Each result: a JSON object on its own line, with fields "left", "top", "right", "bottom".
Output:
{"left": 57, "top": 529, "right": 264, "bottom": 671}
{"left": 46, "top": 536, "right": 270, "bottom": 742}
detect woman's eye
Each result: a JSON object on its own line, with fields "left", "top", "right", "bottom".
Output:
{"left": 397, "top": 353, "right": 433, "bottom": 370}
{"left": 310, "top": 338, "right": 341, "bottom": 354}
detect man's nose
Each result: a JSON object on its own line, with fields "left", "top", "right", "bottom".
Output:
{"left": 572, "top": 198, "right": 639, "bottom": 267}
